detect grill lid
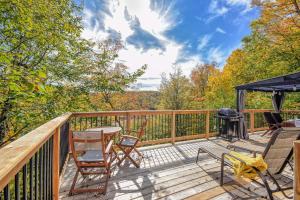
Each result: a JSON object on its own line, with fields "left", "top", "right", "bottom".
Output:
{"left": 218, "top": 108, "right": 238, "bottom": 117}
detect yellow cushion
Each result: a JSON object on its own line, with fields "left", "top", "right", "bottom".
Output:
{"left": 225, "top": 151, "right": 268, "bottom": 179}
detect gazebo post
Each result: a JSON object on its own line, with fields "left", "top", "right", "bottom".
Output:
{"left": 236, "top": 89, "right": 241, "bottom": 138}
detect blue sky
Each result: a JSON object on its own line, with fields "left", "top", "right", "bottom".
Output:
{"left": 81, "top": 0, "right": 260, "bottom": 90}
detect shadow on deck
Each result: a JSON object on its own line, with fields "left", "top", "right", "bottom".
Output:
{"left": 59, "top": 133, "right": 293, "bottom": 200}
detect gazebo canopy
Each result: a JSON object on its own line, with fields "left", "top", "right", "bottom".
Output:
{"left": 235, "top": 71, "right": 300, "bottom": 92}
{"left": 235, "top": 71, "right": 300, "bottom": 140}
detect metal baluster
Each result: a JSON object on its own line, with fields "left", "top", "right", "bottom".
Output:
{"left": 23, "top": 164, "right": 27, "bottom": 200}
{"left": 161, "top": 114, "right": 163, "bottom": 138}
{"left": 35, "top": 154, "right": 38, "bottom": 200}
{"left": 44, "top": 142, "right": 47, "bottom": 200}
{"left": 49, "top": 138, "right": 53, "bottom": 199}
{"left": 4, "top": 185, "right": 9, "bottom": 200}
{"left": 45, "top": 142, "right": 48, "bottom": 200}
{"left": 30, "top": 158, "right": 33, "bottom": 200}
{"left": 151, "top": 115, "right": 153, "bottom": 141}
{"left": 39, "top": 147, "right": 43, "bottom": 200}
{"left": 15, "top": 173, "right": 20, "bottom": 200}
{"left": 79, "top": 118, "right": 82, "bottom": 131}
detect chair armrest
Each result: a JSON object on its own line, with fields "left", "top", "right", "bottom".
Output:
{"left": 226, "top": 145, "right": 262, "bottom": 157}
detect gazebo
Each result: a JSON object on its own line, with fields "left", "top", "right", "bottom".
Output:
{"left": 235, "top": 71, "right": 300, "bottom": 139}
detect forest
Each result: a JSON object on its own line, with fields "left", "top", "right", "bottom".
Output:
{"left": 0, "top": 0, "right": 299, "bottom": 145}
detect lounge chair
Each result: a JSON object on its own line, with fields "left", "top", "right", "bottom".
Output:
{"left": 196, "top": 127, "right": 300, "bottom": 200}
{"left": 262, "top": 112, "right": 280, "bottom": 136}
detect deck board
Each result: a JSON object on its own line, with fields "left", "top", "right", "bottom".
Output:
{"left": 59, "top": 133, "right": 293, "bottom": 200}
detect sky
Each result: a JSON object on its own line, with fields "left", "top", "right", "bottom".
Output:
{"left": 81, "top": 0, "right": 260, "bottom": 91}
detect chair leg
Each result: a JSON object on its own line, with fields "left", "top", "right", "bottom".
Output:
{"left": 266, "top": 171, "right": 293, "bottom": 199}
{"left": 69, "top": 169, "right": 80, "bottom": 196}
{"left": 117, "top": 147, "right": 129, "bottom": 166}
{"left": 220, "top": 154, "right": 225, "bottom": 186}
{"left": 256, "top": 170, "right": 274, "bottom": 200}
{"left": 134, "top": 147, "right": 143, "bottom": 157}
{"left": 118, "top": 146, "right": 141, "bottom": 168}
{"left": 196, "top": 148, "right": 202, "bottom": 163}
{"left": 103, "top": 167, "right": 110, "bottom": 195}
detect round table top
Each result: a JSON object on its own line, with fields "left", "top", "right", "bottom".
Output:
{"left": 86, "top": 126, "right": 122, "bottom": 134}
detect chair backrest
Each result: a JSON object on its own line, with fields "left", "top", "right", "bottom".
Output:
{"left": 263, "top": 112, "right": 277, "bottom": 125}
{"left": 137, "top": 118, "right": 148, "bottom": 139}
{"left": 263, "top": 127, "right": 300, "bottom": 174}
{"left": 69, "top": 130, "right": 108, "bottom": 163}
{"left": 272, "top": 112, "right": 283, "bottom": 123}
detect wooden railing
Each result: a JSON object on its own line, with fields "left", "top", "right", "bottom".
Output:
{"left": 71, "top": 110, "right": 219, "bottom": 146}
{"left": 1, "top": 109, "right": 300, "bottom": 199}
{"left": 0, "top": 113, "right": 71, "bottom": 200}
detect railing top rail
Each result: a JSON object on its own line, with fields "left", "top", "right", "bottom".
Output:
{"left": 0, "top": 113, "right": 72, "bottom": 191}
{"left": 72, "top": 109, "right": 218, "bottom": 117}
{"left": 72, "top": 110, "right": 174, "bottom": 117}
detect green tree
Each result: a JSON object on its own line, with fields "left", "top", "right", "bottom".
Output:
{"left": 80, "top": 39, "right": 147, "bottom": 110}
{"left": 159, "top": 67, "right": 192, "bottom": 110}
{"left": 0, "top": 0, "right": 83, "bottom": 141}
{"left": 190, "top": 63, "right": 218, "bottom": 108}
{"left": 204, "top": 0, "right": 300, "bottom": 109}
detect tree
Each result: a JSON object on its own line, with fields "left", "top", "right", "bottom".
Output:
{"left": 80, "top": 39, "right": 147, "bottom": 110}
{"left": 0, "top": 0, "right": 83, "bottom": 141}
{"left": 190, "top": 63, "right": 218, "bottom": 108}
{"left": 159, "top": 67, "right": 192, "bottom": 110}
{"left": 204, "top": 0, "right": 300, "bottom": 109}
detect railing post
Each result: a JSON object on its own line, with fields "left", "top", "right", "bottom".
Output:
{"left": 206, "top": 111, "right": 210, "bottom": 138}
{"left": 250, "top": 110, "right": 255, "bottom": 133}
{"left": 171, "top": 111, "right": 176, "bottom": 144}
{"left": 126, "top": 112, "right": 131, "bottom": 132}
{"left": 294, "top": 141, "right": 300, "bottom": 200}
{"left": 53, "top": 127, "right": 60, "bottom": 200}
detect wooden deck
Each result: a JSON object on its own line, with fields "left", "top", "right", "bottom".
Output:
{"left": 59, "top": 133, "right": 294, "bottom": 200}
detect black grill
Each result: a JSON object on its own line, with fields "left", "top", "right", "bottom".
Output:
{"left": 215, "top": 108, "right": 241, "bottom": 140}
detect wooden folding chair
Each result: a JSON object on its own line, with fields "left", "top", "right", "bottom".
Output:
{"left": 117, "top": 119, "right": 147, "bottom": 168}
{"left": 68, "top": 130, "right": 113, "bottom": 195}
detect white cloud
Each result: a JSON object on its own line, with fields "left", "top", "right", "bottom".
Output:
{"left": 216, "top": 27, "right": 226, "bottom": 34}
{"left": 205, "top": 0, "right": 254, "bottom": 23}
{"left": 82, "top": 0, "right": 203, "bottom": 90}
{"left": 209, "top": 0, "right": 229, "bottom": 16}
{"left": 225, "top": 0, "right": 253, "bottom": 13}
{"left": 176, "top": 55, "right": 203, "bottom": 76}
{"left": 206, "top": 0, "right": 229, "bottom": 23}
{"left": 226, "top": 0, "right": 251, "bottom": 7}
{"left": 197, "top": 34, "right": 212, "bottom": 51}
{"left": 207, "top": 47, "right": 225, "bottom": 64}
